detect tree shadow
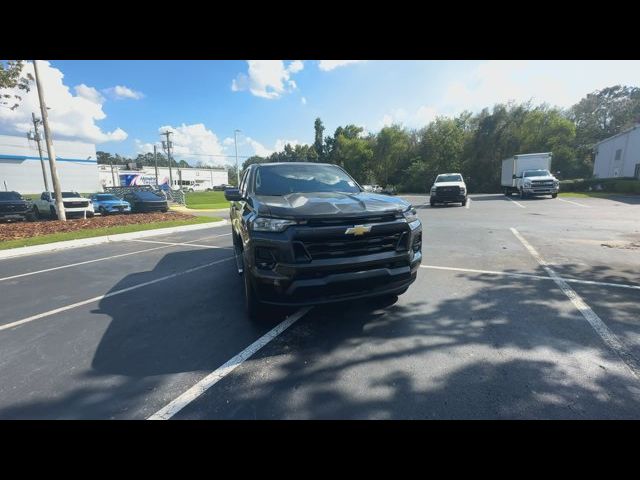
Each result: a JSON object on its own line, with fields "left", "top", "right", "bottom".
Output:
{"left": 177, "top": 263, "right": 640, "bottom": 419}
{"left": 1, "top": 252, "right": 639, "bottom": 419}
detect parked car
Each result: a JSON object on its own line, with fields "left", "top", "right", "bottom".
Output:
{"left": 123, "top": 191, "right": 169, "bottom": 213}
{"left": 0, "top": 191, "right": 35, "bottom": 221}
{"left": 212, "top": 184, "right": 233, "bottom": 191}
{"left": 90, "top": 193, "right": 131, "bottom": 215}
{"left": 381, "top": 185, "right": 397, "bottom": 195}
{"left": 224, "top": 162, "right": 422, "bottom": 320}
{"left": 33, "top": 191, "right": 94, "bottom": 219}
{"left": 430, "top": 173, "right": 467, "bottom": 207}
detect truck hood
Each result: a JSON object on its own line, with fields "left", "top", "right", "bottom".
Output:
{"left": 523, "top": 176, "right": 557, "bottom": 182}
{"left": 255, "top": 191, "right": 410, "bottom": 219}
{"left": 433, "top": 181, "right": 466, "bottom": 188}
{"left": 99, "top": 200, "right": 129, "bottom": 205}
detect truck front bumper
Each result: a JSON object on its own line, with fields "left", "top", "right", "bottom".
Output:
{"left": 250, "top": 250, "right": 422, "bottom": 307}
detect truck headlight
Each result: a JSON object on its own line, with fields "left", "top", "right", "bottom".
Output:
{"left": 403, "top": 208, "right": 421, "bottom": 230}
{"left": 252, "top": 217, "right": 296, "bottom": 232}
{"left": 523, "top": 181, "right": 532, "bottom": 187}
{"left": 460, "top": 187, "right": 466, "bottom": 194}
{"left": 430, "top": 187, "right": 436, "bottom": 195}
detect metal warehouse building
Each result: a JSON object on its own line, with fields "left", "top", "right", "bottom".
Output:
{"left": 98, "top": 164, "right": 228, "bottom": 190}
{"left": 593, "top": 124, "right": 640, "bottom": 179}
{"left": 0, "top": 134, "right": 99, "bottom": 194}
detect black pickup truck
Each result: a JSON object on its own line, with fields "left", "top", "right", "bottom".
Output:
{"left": 0, "top": 191, "right": 35, "bottom": 222}
{"left": 225, "top": 162, "right": 422, "bottom": 319}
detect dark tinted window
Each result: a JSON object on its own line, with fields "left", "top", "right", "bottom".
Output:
{"left": 523, "top": 170, "right": 550, "bottom": 177}
{"left": 61, "top": 192, "right": 81, "bottom": 198}
{"left": 0, "top": 192, "right": 22, "bottom": 200}
{"left": 254, "top": 164, "right": 360, "bottom": 196}
{"left": 435, "top": 174, "right": 463, "bottom": 182}
{"left": 134, "top": 191, "right": 163, "bottom": 200}
{"left": 96, "top": 194, "right": 119, "bottom": 201}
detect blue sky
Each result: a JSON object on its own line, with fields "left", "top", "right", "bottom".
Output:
{"left": 2, "top": 60, "right": 640, "bottom": 166}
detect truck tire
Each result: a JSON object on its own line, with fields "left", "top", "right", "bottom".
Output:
{"left": 50, "top": 206, "right": 58, "bottom": 220}
{"left": 32, "top": 206, "right": 40, "bottom": 220}
{"left": 552, "top": 193, "right": 558, "bottom": 198}
{"left": 461, "top": 198, "right": 467, "bottom": 207}
{"left": 430, "top": 199, "right": 435, "bottom": 207}
{"left": 504, "top": 189, "right": 512, "bottom": 197}
{"left": 519, "top": 189, "right": 527, "bottom": 200}
{"left": 243, "top": 257, "right": 268, "bottom": 322}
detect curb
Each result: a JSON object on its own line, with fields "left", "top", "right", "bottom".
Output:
{"left": 0, "top": 219, "right": 229, "bottom": 260}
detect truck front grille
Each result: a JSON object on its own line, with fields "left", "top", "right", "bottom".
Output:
{"left": 63, "top": 201, "right": 88, "bottom": 208}
{"left": 301, "top": 230, "right": 407, "bottom": 260}
{"left": 436, "top": 186, "right": 460, "bottom": 197}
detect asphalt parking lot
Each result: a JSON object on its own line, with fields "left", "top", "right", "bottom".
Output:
{"left": 1, "top": 193, "right": 639, "bottom": 419}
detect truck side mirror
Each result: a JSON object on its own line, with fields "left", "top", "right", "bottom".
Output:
{"left": 224, "top": 188, "right": 243, "bottom": 202}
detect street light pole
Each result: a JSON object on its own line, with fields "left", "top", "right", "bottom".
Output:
{"left": 33, "top": 60, "right": 66, "bottom": 221}
{"left": 234, "top": 129, "right": 241, "bottom": 185}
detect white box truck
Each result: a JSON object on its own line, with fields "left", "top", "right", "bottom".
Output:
{"left": 501, "top": 152, "right": 559, "bottom": 199}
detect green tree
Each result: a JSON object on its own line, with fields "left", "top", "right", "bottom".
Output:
{"left": 314, "top": 117, "right": 325, "bottom": 160}
{"left": 372, "top": 125, "right": 411, "bottom": 186}
{"left": 0, "top": 60, "right": 33, "bottom": 110}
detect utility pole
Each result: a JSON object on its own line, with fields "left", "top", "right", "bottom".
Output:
{"left": 162, "top": 131, "right": 174, "bottom": 190}
{"left": 33, "top": 60, "right": 66, "bottom": 220}
{"left": 110, "top": 160, "right": 116, "bottom": 186}
{"left": 153, "top": 144, "right": 159, "bottom": 186}
{"left": 27, "top": 112, "right": 51, "bottom": 193}
{"left": 234, "top": 129, "right": 241, "bottom": 185}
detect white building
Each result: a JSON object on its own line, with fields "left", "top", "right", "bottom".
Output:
{"left": 98, "top": 164, "right": 228, "bottom": 190}
{"left": 0, "top": 134, "right": 99, "bottom": 194}
{"left": 593, "top": 124, "right": 640, "bottom": 179}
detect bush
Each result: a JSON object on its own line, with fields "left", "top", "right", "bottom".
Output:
{"left": 560, "top": 177, "right": 640, "bottom": 193}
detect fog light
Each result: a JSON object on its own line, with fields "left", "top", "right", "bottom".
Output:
{"left": 412, "top": 232, "right": 422, "bottom": 252}
{"left": 255, "top": 247, "right": 278, "bottom": 270}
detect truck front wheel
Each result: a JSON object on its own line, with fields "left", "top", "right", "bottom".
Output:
{"left": 50, "top": 206, "right": 58, "bottom": 220}
{"left": 519, "top": 189, "right": 527, "bottom": 199}
{"left": 552, "top": 193, "right": 558, "bottom": 198}
{"left": 242, "top": 259, "right": 269, "bottom": 322}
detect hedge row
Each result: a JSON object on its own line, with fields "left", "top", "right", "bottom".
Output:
{"left": 559, "top": 177, "right": 640, "bottom": 193}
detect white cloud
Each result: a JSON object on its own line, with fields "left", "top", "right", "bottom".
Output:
{"left": 301, "top": 96, "right": 307, "bottom": 105}
{"left": 440, "top": 60, "right": 640, "bottom": 113}
{"left": 244, "top": 137, "right": 273, "bottom": 157}
{"left": 318, "top": 60, "right": 364, "bottom": 71}
{"left": 0, "top": 61, "right": 128, "bottom": 144}
{"left": 156, "top": 123, "right": 228, "bottom": 165}
{"left": 231, "top": 60, "right": 303, "bottom": 99}
{"left": 274, "top": 139, "right": 301, "bottom": 151}
{"left": 74, "top": 84, "right": 104, "bottom": 104}
{"left": 379, "top": 105, "right": 438, "bottom": 128}
{"left": 103, "top": 85, "right": 144, "bottom": 100}
{"left": 288, "top": 60, "right": 304, "bottom": 74}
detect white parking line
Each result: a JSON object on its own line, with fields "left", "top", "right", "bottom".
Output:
{"left": 420, "top": 265, "right": 640, "bottom": 291}
{"left": 510, "top": 227, "right": 640, "bottom": 380}
{"left": 128, "top": 239, "right": 231, "bottom": 249}
{"left": 505, "top": 197, "right": 525, "bottom": 208}
{"left": 465, "top": 198, "right": 471, "bottom": 209}
{"left": 149, "top": 306, "right": 313, "bottom": 420}
{"left": 0, "top": 256, "right": 235, "bottom": 333}
{"left": 0, "top": 232, "right": 233, "bottom": 283}
{"left": 557, "top": 198, "right": 590, "bottom": 208}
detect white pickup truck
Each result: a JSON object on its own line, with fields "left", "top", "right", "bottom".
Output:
{"left": 32, "top": 191, "right": 94, "bottom": 219}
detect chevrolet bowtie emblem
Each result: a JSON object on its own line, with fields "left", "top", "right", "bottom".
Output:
{"left": 345, "top": 225, "right": 371, "bottom": 236}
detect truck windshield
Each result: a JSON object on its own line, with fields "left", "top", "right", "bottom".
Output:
{"left": 96, "top": 195, "right": 119, "bottom": 201}
{"left": 254, "top": 164, "right": 361, "bottom": 196}
{"left": 60, "top": 192, "right": 81, "bottom": 198}
{"left": 524, "top": 170, "right": 550, "bottom": 177}
{"left": 436, "top": 174, "right": 462, "bottom": 182}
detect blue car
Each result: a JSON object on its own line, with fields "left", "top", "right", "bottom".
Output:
{"left": 90, "top": 193, "right": 131, "bottom": 215}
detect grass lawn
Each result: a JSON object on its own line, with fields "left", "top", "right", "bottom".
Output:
{"left": 0, "top": 216, "right": 220, "bottom": 251}
{"left": 185, "top": 191, "right": 230, "bottom": 210}
{"left": 558, "top": 192, "right": 632, "bottom": 199}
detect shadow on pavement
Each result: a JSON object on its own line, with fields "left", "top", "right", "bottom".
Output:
{"left": 177, "top": 262, "right": 640, "bottom": 419}
{"left": 2, "top": 252, "right": 639, "bottom": 419}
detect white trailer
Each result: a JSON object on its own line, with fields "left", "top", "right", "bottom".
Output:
{"left": 501, "top": 153, "right": 553, "bottom": 195}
